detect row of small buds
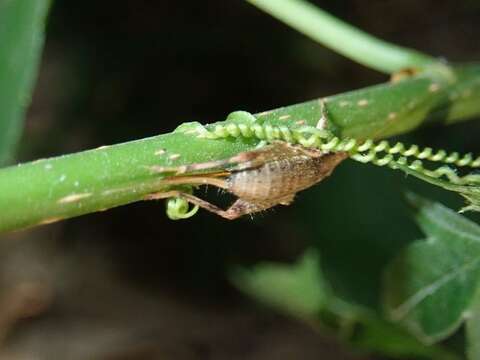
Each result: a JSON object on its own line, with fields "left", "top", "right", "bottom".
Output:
{"left": 406, "top": 159, "right": 463, "bottom": 183}
{"left": 353, "top": 150, "right": 480, "bottom": 187}
{"left": 194, "top": 117, "right": 480, "bottom": 171}
{"left": 460, "top": 173, "right": 480, "bottom": 185}
{"left": 197, "top": 122, "right": 334, "bottom": 145}
{"left": 350, "top": 151, "right": 395, "bottom": 166}
{"left": 351, "top": 150, "right": 460, "bottom": 184}
{"left": 348, "top": 139, "right": 480, "bottom": 168}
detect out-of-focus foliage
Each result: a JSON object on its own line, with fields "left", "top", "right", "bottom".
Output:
{"left": 0, "top": 0, "right": 51, "bottom": 165}
{"left": 385, "top": 194, "right": 480, "bottom": 350}
{"left": 466, "top": 290, "right": 480, "bottom": 360}
{"left": 234, "top": 191, "right": 480, "bottom": 359}
{"left": 232, "top": 250, "right": 329, "bottom": 318}
{"left": 233, "top": 244, "right": 458, "bottom": 359}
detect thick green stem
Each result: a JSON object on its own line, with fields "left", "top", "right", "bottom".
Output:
{"left": 247, "top": 0, "right": 436, "bottom": 73}
{"left": 0, "top": 64, "right": 479, "bottom": 233}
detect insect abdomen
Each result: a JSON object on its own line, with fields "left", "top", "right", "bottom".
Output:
{"left": 228, "top": 152, "right": 346, "bottom": 201}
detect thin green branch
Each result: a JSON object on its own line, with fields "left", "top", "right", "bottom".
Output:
{"left": 247, "top": 0, "right": 436, "bottom": 74}
{"left": 0, "top": 63, "right": 479, "bottom": 233}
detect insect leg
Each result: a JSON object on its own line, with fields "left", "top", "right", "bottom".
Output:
{"left": 220, "top": 199, "right": 275, "bottom": 220}
{"left": 159, "top": 174, "right": 229, "bottom": 189}
{"left": 145, "top": 190, "right": 241, "bottom": 220}
{"left": 278, "top": 194, "right": 295, "bottom": 205}
{"left": 220, "top": 195, "right": 297, "bottom": 220}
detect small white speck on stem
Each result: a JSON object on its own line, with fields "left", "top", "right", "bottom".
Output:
{"left": 357, "top": 99, "right": 369, "bottom": 107}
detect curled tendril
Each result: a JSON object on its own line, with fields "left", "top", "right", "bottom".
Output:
{"left": 354, "top": 153, "right": 480, "bottom": 185}
{"left": 193, "top": 111, "right": 480, "bottom": 187}
{"left": 166, "top": 196, "right": 199, "bottom": 220}
{"left": 164, "top": 110, "right": 480, "bottom": 219}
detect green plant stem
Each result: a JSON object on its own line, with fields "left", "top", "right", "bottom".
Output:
{"left": 247, "top": 0, "right": 436, "bottom": 73}
{"left": 0, "top": 64, "right": 479, "bottom": 233}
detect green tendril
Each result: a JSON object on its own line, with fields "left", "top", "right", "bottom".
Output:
{"left": 166, "top": 196, "right": 199, "bottom": 220}
{"left": 165, "top": 111, "right": 480, "bottom": 218}
{"left": 193, "top": 111, "right": 480, "bottom": 187}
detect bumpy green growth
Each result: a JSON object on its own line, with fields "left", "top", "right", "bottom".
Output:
{"left": 165, "top": 110, "right": 480, "bottom": 219}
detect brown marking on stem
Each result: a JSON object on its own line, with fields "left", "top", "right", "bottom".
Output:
{"left": 155, "top": 149, "right": 166, "bottom": 156}
{"left": 357, "top": 99, "right": 369, "bottom": 107}
{"left": 58, "top": 193, "right": 92, "bottom": 204}
{"left": 279, "top": 114, "right": 291, "bottom": 120}
{"left": 38, "top": 217, "right": 63, "bottom": 225}
{"left": 429, "top": 83, "right": 441, "bottom": 92}
{"left": 317, "top": 99, "right": 330, "bottom": 130}
{"left": 316, "top": 118, "right": 327, "bottom": 129}
{"left": 256, "top": 111, "right": 272, "bottom": 117}
{"left": 182, "top": 128, "right": 203, "bottom": 136}
{"left": 390, "top": 68, "right": 418, "bottom": 83}
{"left": 102, "top": 187, "right": 134, "bottom": 196}
{"left": 148, "top": 165, "right": 167, "bottom": 173}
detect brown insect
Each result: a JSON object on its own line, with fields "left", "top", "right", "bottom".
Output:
{"left": 146, "top": 142, "right": 347, "bottom": 220}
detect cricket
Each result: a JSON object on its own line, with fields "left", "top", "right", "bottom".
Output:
{"left": 145, "top": 142, "right": 347, "bottom": 220}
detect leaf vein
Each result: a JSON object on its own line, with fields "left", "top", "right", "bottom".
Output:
{"left": 391, "top": 255, "right": 480, "bottom": 320}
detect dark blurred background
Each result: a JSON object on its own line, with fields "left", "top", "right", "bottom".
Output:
{"left": 0, "top": 1, "right": 479, "bottom": 359}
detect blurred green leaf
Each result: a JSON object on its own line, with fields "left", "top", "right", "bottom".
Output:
{"left": 294, "top": 161, "right": 423, "bottom": 308}
{"left": 231, "top": 250, "right": 328, "bottom": 318}
{"left": 0, "top": 0, "right": 51, "bottom": 165}
{"left": 466, "top": 289, "right": 480, "bottom": 360}
{"left": 390, "top": 161, "right": 480, "bottom": 214}
{"left": 233, "top": 249, "right": 458, "bottom": 359}
{"left": 384, "top": 194, "right": 480, "bottom": 344}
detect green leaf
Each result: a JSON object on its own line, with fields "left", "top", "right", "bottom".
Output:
{"left": 231, "top": 250, "right": 329, "bottom": 318}
{"left": 390, "top": 161, "right": 480, "bottom": 214}
{"left": 466, "top": 289, "right": 480, "bottom": 360}
{"left": 384, "top": 194, "right": 480, "bottom": 344}
{"left": 300, "top": 162, "right": 420, "bottom": 308}
{"left": 232, "top": 249, "right": 458, "bottom": 359}
{"left": 461, "top": 193, "right": 480, "bottom": 213}
{"left": 0, "top": 0, "right": 51, "bottom": 165}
